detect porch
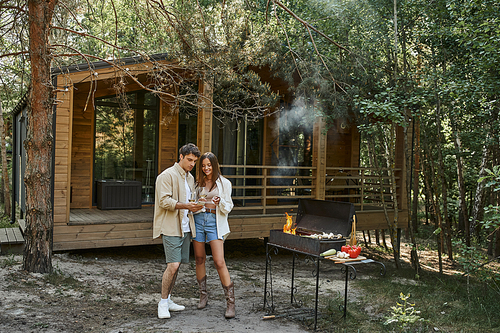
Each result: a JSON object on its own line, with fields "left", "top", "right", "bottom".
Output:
{"left": 58, "top": 165, "right": 406, "bottom": 250}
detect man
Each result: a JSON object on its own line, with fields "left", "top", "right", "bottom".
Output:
{"left": 153, "top": 143, "right": 203, "bottom": 319}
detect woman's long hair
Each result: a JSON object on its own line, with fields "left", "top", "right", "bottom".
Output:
{"left": 196, "top": 152, "right": 221, "bottom": 191}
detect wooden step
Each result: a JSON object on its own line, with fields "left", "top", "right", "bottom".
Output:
{"left": 0, "top": 227, "right": 25, "bottom": 254}
{"left": 18, "top": 219, "right": 26, "bottom": 235}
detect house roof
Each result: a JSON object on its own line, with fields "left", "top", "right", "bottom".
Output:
{"left": 51, "top": 52, "right": 169, "bottom": 75}
{"left": 12, "top": 53, "right": 170, "bottom": 116}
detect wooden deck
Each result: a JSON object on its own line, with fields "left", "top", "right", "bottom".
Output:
{"left": 0, "top": 226, "right": 24, "bottom": 254}
{"left": 69, "top": 207, "right": 154, "bottom": 225}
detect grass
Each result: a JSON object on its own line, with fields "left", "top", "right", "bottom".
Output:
{"left": 0, "top": 214, "right": 17, "bottom": 228}
{"left": 305, "top": 252, "right": 500, "bottom": 333}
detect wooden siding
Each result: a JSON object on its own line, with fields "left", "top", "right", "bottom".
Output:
{"left": 226, "top": 216, "right": 285, "bottom": 240}
{"left": 326, "top": 119, "right": 356, "bottom": 168}
{"left": 54, "top": 76, "right": 73, "bottom": 225}
{"left": 158, "top": 99, "right": 178, "bottom": 172}
{"left": 53, "top": 221, "right": 162, "bottom": 251}
{"left": 70, "top": 81, "right": 94, "bottom": 209}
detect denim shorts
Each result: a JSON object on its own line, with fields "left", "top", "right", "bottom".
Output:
{"left": 162, "top": 232, "right": 191, "bottom": 264}
{"left": 193, "top": 212, "right": 218, "bottom": 242}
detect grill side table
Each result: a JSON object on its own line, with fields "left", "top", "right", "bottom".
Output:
{"left": 264, "top": 243, "right": 386, "bottom": 330}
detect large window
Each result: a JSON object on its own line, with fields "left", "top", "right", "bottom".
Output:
{"left": 93, "top": 91, "right": 158, "bottom": 204}
{"left": 212, "top": 116, "right": 264, "bottom": 204}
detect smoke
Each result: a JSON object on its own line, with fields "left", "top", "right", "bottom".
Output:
{"left": 271, "top": 97, "right": 315, "bottom": 173}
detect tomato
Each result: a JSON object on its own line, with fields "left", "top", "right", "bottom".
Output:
{"left": 348, "top": 248, "right": 359, "bottom": 258}
{"left": 347, "top": 245, "right": 361, "bottom": 258}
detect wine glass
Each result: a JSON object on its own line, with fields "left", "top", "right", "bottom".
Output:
{"left": 198, "top": 189, "right": 207, "bottom": 205}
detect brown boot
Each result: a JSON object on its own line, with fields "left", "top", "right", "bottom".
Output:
{"left": 222, "top": 282, "right": 235, "bottom": 318}
{"left": 197, "top": 276, "right": 208, "bottom": 309}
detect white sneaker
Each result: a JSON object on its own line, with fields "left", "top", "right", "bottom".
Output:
{"left": 168, "top": 298, "right": 185, "bottom": 312}
{"left": 158, "top": 301, "right": 171, "bottom": 319}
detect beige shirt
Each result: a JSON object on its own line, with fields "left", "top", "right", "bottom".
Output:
{"left": 153, "top": 162, "right": 196, "bottom": 239}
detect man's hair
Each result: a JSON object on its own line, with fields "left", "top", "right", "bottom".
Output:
{"left": 179, "top": 143, "right": 201, "bottom": 158}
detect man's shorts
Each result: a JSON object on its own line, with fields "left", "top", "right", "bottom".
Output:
{"left": 162, "top": 232, "right": 191, "bottom": 264}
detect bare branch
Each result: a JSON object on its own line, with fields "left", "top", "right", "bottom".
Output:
{"left": 272, "top": 0, "right": 349, "bottom": 53}
{"left": 305, "top": 25, "right": 347, "bottom": 94}
{"left": 50, "top": 26, "right": 140, "bottom": 55}
{"left": 56, "top": 1, "right": 85, "bottom": 31}
{"left": 272, "top": 4, "right": 302, "bottom": 82}
{"left": 0, "top": 51, "right": 29, "bottom": 58}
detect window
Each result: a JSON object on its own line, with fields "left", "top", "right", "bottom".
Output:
{"left": 93, "top": 90, "right": 158, "bottom": 204}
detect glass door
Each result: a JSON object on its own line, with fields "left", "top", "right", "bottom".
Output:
{"left": 93, "top": 90, "right": 158, "bottom": 204}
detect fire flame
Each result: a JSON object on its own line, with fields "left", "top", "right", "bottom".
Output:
{"left": 283, "top": 212, "right": 296, "bottom": 235}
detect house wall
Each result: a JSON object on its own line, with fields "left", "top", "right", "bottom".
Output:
{"left": 158, "top": 98, "right": 179, "bottom": 172}
{"left": 326, "top": 119, "right": 359, "bottom": 168}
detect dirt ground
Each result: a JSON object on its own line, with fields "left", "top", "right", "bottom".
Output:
{"left": 0, "top": 238, "right": 365, "bottom": 333}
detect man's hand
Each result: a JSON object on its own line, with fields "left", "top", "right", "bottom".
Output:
{"left": 176, "top": 201, "right": 204, "bottom": 213}
{"left": 188, "top": 202, "right": 204, "bottom": 213}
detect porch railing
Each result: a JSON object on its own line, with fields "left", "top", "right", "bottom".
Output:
{"left": 220, "top": 165, "right": 401, "bottom": 216}
{"left": 325, "top": 167, "right": 401, "bottom": 211}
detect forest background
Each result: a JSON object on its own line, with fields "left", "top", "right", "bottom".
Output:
{"left": 0, "top": 0, "right": 499, "bottom": 331}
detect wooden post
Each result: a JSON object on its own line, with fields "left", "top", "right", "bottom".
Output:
{"left": 263, "top": 168, "right": 267, "bottom": 215}
{"left": 312, "top": 116, "right": 326, "bottom": 200}
{"left": 197, "top": 78, "right": 213, "bottom": 153}
{"left": 360, "top": 169, "right": 365, "bottom": 211}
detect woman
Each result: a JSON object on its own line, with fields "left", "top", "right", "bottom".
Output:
{"left": 192, "top": 152, "right": 235, "bottom": 318}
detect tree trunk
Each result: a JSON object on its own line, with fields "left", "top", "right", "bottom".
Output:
{"left": 422, "top": 138, "right": 443, "bottom": 274}
{"left": 451, "top": 120, "right": 470, "bottom": 246}
{"left": 381, "top": 229, "right": 388, "bottom": 250}
{"left": 0, "top": 101, "right": 11, "bottom": 217}
{"left": 495, "top": 229, "right": 500, "bottom": 258}
{"left": 387, "top": 123, "right": 401, "bottom": 268}
{"left": 470, "top": 138, "right": 490, "bottom": 240}
{"left": 23, "top": 0, "right": 58, "bottom": 274}
{"left": 412, "top": 117, "right": 420, "bottom": 234}
{"left": 369, "top": 126, "right": 400, "bottom": 268}
{"left": 434, "top": 93, "right": 453, "bottom": 260}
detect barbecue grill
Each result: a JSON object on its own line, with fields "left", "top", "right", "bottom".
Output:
{"left": 269, "top": 199, "right": 355, "bottom": 255}
{"left": 263, "top": 199, "right": 386, "bottom": 330}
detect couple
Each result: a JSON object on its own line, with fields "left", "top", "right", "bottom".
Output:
{"left": 152, "top": 143, "right": 235, "bottom": 320}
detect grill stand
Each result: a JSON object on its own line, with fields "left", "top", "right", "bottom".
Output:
{"left": 264, "top": 242, "right": 386, "bottom": 330}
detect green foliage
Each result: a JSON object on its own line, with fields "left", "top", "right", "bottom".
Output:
{"left": 0, "top": 208, "right": 17, "bottom": 227}
{"left": 355, "top": 258, "right": 500, "bottom": 332}
{"left": 478, "top": 165, "right": 500, "bottom": 250}
{"left": 384, "top": 292, "right": 424, "bottom": 330}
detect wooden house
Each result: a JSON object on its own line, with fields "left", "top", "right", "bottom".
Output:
{"left": 12, "top": 54, "right": 408, "bottom": 251}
